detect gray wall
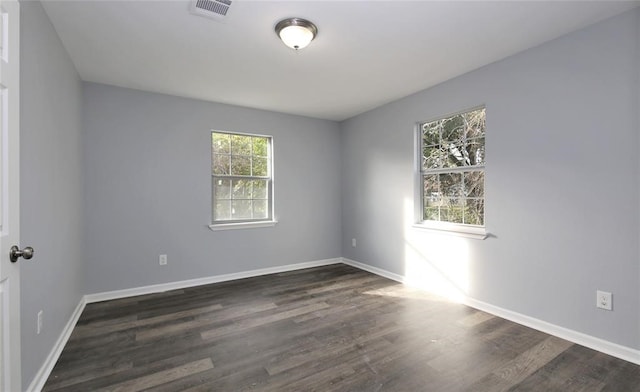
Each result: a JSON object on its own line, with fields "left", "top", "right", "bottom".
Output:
{"left": 82, "top": 83, "right": 342, "bottom": 293}
{"left": 20, "top": 1, "right": 85, "bottom": 387}
{"left": 340, "top": 9, "right": 640, "bottom": 350}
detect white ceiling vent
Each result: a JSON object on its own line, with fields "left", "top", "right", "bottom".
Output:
{"left": 190, "top": 0, "right": 233, "bottom": 21}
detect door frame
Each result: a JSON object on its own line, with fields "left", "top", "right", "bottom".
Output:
{"left": 0, "top": 0, "right": 22, "bottom": 390}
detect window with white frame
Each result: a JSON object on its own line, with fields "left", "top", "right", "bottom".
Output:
{"left": 419, "top": 107, "right": 485, "bottom": 227}
{"left": 211, "top": 131, "right": 273, "bottom": 225}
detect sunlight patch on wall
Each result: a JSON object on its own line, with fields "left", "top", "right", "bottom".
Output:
{"left": 403, "top": 198, "right": 470, "bottom": 302}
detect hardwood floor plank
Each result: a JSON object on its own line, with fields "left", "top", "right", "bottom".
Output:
{"left": 263, "top": 321, "right": 398, "bottom": 376}
{"left": 505, "top": 344, "right": 603, "bottom": 392}
{"left": 457, "top": 309, "right": 496, "bottom": 327}
{"left": 72, "top": 303, "right": 223, "bottom": 339}
{"left": 199, "top": 301, "right": 330, "bottom": 340}
{"left": 43, "top": 361, "right": 134, "bottom": 391}
{"left": 95, "top": 358, "right": 213, "bottom": 392}
{"left": 45, "top": 348, "right": 207, "bottom": 392}
{"left": 472, "top": 336, "right": 574, "bottom": 391}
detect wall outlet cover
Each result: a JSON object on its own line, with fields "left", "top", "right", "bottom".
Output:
{"left": 596, "top": 290, "right": 612, "bottom": 311}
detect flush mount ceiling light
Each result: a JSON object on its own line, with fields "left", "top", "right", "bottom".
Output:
{"left": 275, "top": 18, "right": 318, "bottom": 50}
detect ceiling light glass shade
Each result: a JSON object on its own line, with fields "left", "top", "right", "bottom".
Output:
{"left": 275, "top": 18, "right": 318, "bottom": 50}
{"left": 279, "top": 25, "right": 314, "bottom": 50}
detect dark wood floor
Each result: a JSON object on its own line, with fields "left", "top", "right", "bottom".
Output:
{"left": 43, "top": 264, "right": 640, "bottom": 391}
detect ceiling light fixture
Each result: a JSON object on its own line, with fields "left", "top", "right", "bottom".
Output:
{"left": 275, "top": 18, "right": 318, "bottom": 50}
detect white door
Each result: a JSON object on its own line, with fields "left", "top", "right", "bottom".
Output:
{"left": 0, "top": 0, "right": 22, "bottom": 391}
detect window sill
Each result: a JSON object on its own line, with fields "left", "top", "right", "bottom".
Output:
{"left": 412, "top": 222, "right": 488, "bottom": 240}
{"left": 209, "top": 220, "right": 278, "bottom": 231}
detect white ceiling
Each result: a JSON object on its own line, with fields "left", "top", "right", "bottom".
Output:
{"left": 41, "top": 0, "right": 639, "bottom": 121}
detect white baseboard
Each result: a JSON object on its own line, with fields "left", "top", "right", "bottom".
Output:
{"left": 26, "top": 297, "right": 87, "bottom": 392}
{"left": 341, "top": 257, "right": 406, "bottom": 284}
{"left": 341, "top": 257, "right": 640, "bottom": 366}
{"left": 85, "top": 258, "right": 342, "bottom": 303}
{"left": 464, "top": 297, "right": 640, "bottom": 365}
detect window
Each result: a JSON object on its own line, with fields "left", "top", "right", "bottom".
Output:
{"left": 211, "top": 131, "right": 274, "bottom": 228}
{"left": 418, "top": 107, "right": 485, "bottom": 232}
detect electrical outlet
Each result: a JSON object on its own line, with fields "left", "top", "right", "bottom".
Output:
{"left": 352, "top": 238, "right": 356, "bottom": 248}
{"left": 37, "top": 310, "right": 43, "bottom": 334}
{"left": 159, "top": 254, "right": 167, "bottom": 266}
{"left": 596, "top": 290, "right": 612, "bottom": 311}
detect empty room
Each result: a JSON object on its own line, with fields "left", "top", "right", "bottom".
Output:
{"left": 1, "top": 0, "right": 639, "bottom": 390}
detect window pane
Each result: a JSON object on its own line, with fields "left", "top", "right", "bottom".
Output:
{"left": 214, "top": 200, "right": 231, "bottom": 220}
{"left": 464, "top": 171, "right": 484, "bottom": 198}
{"left": 422, "top": 123, "right": 440, "bottom": 146}
{"left": 231, "top": 156, "right": 251, "bottom": 176}
{"left": 423, "top": 175, "right": 440, "bottom": 207}
{"left": 442, "top": 116, "right": 464, "bottom": 144}
{"left": 232, "top": 179, "right": 251, "bottom": 199}
{"left": 252, "top": 180, "right": 268, "bottom": 199}
{"left": 231, "top": 200, "right": 252, "bottom": 219}
{"left": 425, "top": 198, "right": 442, "bottom": 209}
{"left": 464, "top": 108, "right": 486, "bottom": 139}
{"left": 424, "top": 207, "right": 439, "bottom": 221}
{"left": 231, "top": 135, "right": 252, "bottom": 156}
{"left": 440, "top": 173, "right": 463, "bottom": 197}
{"left": 443, "top": 142, "right": 468, "bottom": 167}
{"left": 253, "top": 200, "right": 268, "bottom": 219}
{"left": 212, "top": 154, "right": 230, "bottom": 175}
{"left": 440, "top": 208, "right": 464, "bottom": 224}
{"left": 448, "top": 206, "right": 465, "bottom": 224}
{"left": 442, "top": 195, "right": 464, "bottom": 208}
{"left": 252, "top": 157, "right": 268, "bottom": 176}
{"left": 423, "top": 145, "right": 445, "bottom": 169}
{"left": 464, "top": 199, "right": 484, "bottom": 225}
{"left": 212, "top": 133, "right": 230, "bottom": 154}
{"left": 214, "top": 178, "right": 231, "bottom": 199}
{"left": 253, "top": 137, "right": 268, "bottom": 157}
{"left": 466, "top": 138, "right": 485, "bottom": 166}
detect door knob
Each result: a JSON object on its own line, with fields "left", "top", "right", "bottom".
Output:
{"left": 10, "top": 245, "right": 34, "bottom": 263}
